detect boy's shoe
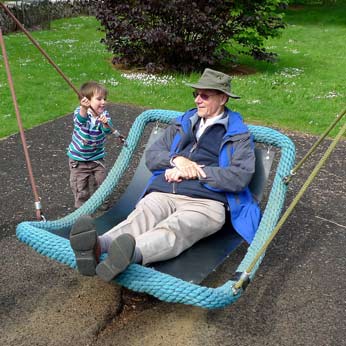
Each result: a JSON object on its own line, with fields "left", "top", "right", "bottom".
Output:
{"left": 96, "top": 233, "right": 136, "bottom": 282}
{"left": 70, "top": 215, "right": 101, "bottom": 276}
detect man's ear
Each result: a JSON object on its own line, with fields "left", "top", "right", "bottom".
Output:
{"left": 221, "top": 94, "right": 229, "bottom": 106}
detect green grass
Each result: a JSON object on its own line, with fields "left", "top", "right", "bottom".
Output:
{"left": 1, "top": 5, "right": 346, "bottom": 139}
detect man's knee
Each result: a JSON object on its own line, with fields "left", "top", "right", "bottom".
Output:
{"left": 136, "top": 192, "right": 166, "bottom": 209}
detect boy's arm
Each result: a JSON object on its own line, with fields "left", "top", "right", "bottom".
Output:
{"left": 74, "top": 106, "right": 88, "bottom": 126}
{"left": 78, "top": 97, "right": 89, "bottom": 117}
{"left": 99, "top": 111, "right": 113, "bottom": 134}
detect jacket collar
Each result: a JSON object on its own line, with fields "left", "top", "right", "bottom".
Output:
{"left": 177, "top": 107, "right": 249, "bottom": 138}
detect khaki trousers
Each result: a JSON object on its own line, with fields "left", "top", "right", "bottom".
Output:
{"left": 69, "top": 159, "right": 106, "bottom": 208}
{"left": 100, "top": 192, "right": 226, "bottom": 265}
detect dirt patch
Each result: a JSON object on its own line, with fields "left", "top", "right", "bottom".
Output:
{"left": 288, "top": 5, "right": 307, "bottom": 11}
{"left": 230, "top": 64, "right": 258, "bottom": 76}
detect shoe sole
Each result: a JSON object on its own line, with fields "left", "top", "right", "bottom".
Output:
{"left": 96, "top": 233, "right": 135, "bottom": 282}
{"left": 70, "top": 215, "right": 98, "bottom": 276}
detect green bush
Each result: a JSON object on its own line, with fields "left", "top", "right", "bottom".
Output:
{"left": 94, "top": 0, "right": 288, "bottom": 73}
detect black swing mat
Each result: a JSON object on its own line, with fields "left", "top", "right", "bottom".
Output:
{"left": 93, "top": 129, "right": 274, "bottom": 284}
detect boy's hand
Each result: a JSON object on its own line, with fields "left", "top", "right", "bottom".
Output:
{"left": 98, "top": 114, "right": 109, "bottom": 125}
{"left": 79, "top": 97, "right": 90, "bottom": 116}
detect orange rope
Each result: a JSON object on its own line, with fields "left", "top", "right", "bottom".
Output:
{"left": 0, "top": 28, "right": 43, "bottom": 220}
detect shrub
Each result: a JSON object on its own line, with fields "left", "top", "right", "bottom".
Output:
{"left": 94, "top": 0, "right": 288, "bottom": 72}
{"left": 0, "top": 0, "right": 95, "bottom": 34}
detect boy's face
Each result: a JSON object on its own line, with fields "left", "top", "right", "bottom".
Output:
{"left": 90, "top": 92, "right": 107, "bottom": 114}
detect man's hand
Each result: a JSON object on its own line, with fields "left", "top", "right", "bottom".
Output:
{"left": 171, "top": 156, "right": 206, "bottom": 179}
{"left": 165, "top": 167, "right": 183, "bottom": 182}
{"left": 165, "top": 156, "right": 207, "bottom": 182}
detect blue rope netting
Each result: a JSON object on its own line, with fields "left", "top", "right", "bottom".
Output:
{"left": 16, "top": 109, "right": 295, "bottom": 309}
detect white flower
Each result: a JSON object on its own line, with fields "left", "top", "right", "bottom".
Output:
{"left": 247, "top": 99, "right": 261, "bottom": 104}
{"left": 316, "top": 91, "right": 341, "bottom": 99}
{"left": 277, "top": 67, "right": 304, "bottom": 78}
{"left": 18, "top": 58, "right": 32, "bottom": 66}
{"left": 43, "top": 39, "right": 78, "bottom": 46}
{"left": 121, "top": 73, "right": 175, "bottom": 86}
{"left": 99, "top": 78, "right": 119, "bottom": 87}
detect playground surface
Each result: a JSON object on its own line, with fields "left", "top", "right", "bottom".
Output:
{"left": 0, "top": 103, "right": 345, "bottom": 346}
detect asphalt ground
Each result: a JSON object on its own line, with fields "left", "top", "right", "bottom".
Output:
{"left": 1, "top": 103, "right": 345, "bottom": 346}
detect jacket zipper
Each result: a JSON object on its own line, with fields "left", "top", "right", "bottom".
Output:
{"left": 189, "top": 142, "right": 198, "bottom": 157}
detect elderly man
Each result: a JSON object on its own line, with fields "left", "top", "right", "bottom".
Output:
{"left": 70, "top": 68, "right": 261, "bottom": 281}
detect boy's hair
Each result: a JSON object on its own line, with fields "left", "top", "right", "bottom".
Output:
{"left": 80, "top": 81, "right": 108, "bottom": 100}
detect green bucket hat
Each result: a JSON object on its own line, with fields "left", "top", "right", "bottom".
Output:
{"left": 186, "top": 68, "right": 240, "bottom": 99}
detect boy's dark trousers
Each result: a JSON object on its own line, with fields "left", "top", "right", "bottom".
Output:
{"left": 69, "top": 159, "right": 106, "bottom": 208}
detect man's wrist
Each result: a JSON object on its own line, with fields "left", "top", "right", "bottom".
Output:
{"left": 169, "top": 156, "right": 177, "bottom": 167}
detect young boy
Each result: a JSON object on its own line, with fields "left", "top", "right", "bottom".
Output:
{"left": 67, "top": 81, "right": 114, "bottom": 209}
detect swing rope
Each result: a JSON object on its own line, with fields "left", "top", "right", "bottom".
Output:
{"left": 232, "top": 116, "right": 346, "bottom": 293}
{"left": 284, "top": 109, "right": 346, "bottom": 183}
{"left": 0, "top": 28, "right": 44, "bottom": 221}
{"left": 0, "top": 2, "right": 127, "bottom": 142}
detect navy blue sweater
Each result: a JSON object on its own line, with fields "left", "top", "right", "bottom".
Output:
{"left": 147, "top": 117, "right": 228, "bottom": 204}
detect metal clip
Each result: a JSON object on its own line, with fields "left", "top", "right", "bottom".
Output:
{"left": 231, "top": 271, "right": 250, "bottom": 295}
{"left": 34, "top": 201, "right": 42, "bottom": 210}
{"left": 154, "top": 121, "right": 160, "bottom": 134}
{"left": 113, "top": 129, "right": 128, "bottom": 147}
{"left": 283, "top": 169, "right": 296, "bottom": 184}
{"left": 113, "top": 129, "right": 121, "bottom": 138}
{"left": 266, "top": 145, "right": 272, "bottom": 160}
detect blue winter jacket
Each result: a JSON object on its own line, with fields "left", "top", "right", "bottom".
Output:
{"left": 145, "top": 108, "right": 261, "bottom": 243}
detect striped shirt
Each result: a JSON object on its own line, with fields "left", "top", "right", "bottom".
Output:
{"left": 67, "top": 106, "right": 113, "bottom": 161}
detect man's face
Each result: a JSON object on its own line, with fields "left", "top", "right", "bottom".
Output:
{"left": 193, "top": 89, "right": 228, "bottom": 119}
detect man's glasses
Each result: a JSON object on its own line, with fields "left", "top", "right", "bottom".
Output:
{"left": 193, "top": 91, "right": 221, "bottom": 100}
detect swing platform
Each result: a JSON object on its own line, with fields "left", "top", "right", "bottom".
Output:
{"left": 16, "top": 109, "right": 296, "bottom": 309}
